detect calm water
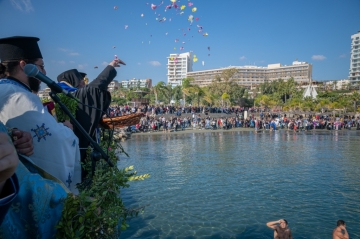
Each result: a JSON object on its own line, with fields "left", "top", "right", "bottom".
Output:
{"left": 119, "top": 130, "right": 360, "bottom": 239}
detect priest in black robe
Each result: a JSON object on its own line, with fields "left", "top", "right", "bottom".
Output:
{"left": 57, "top": 59, "right": 125, "bottom": 177}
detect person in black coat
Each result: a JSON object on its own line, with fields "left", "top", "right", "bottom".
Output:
{"left": 57, "top": 59, "right": 125, "bottom": 178}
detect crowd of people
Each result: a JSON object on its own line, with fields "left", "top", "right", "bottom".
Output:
{"left": 107, "top": 105, "right": 359, "bottom": 133}
{"left": 107, "top": 105, "right": 266, "bottom": 117}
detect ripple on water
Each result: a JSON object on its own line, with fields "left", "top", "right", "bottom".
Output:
{"left": 120, "top": 130, "right": 360, "bottom": 238}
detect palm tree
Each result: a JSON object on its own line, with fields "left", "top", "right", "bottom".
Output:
{"left": 348, "top": 91, "right": 360, "bottom": 111}
{"left": 181, "top": 77, "right": 194, "bottom": 106}
{"left": 283, "top": 78, "right": 296, "bottom": 104}
{"left": 221, "top": 92, "right": 230, "bottom": 107}
{"left": 152, "top": 81, "right": 167, "bottom": 105}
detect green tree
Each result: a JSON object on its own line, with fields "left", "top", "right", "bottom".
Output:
{"left": 152, "top": 81, "right": 167, "bottom": 105}
{"left": 181, "top": 77, "right": 194, "bottom": 106}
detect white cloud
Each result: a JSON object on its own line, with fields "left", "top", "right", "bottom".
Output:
{"left": 339, "top": 54, "right": 346, "bottom": 58}
{"left": 11, "top": 0, "right": 33, "bottom": 12}
{"left": 239, "top": 56, "right": 246, "bottom": 60}
{"left": 312, "top": 55, "right": 326, "bottom": 61}
{"left": 137, "top": 62, "right": 142, "bottom": 65}
{"left": 50, "top": 60, "right": 66, "bottom": 65}
{"left": 149, "top": 61, "right": 161, "bottom": 66}
{"left": 58, "top": 48, "right": 79, "bottom": 56}
{"left": 78, "top": 64, "right": 88, "bottom": 70}
{"left": 58, "top": 48, "right": 70, "bottom": 52}
{"left": 69, "top": 52, "right": 79, "bottom": 56}
{"left": 101, "top": 61, "right": 108, "bottom": 66}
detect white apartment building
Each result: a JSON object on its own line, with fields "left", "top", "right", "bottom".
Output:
{"left": 107, "top": 80, "right": 120, "bottom": 92}
{"left": 349, "top": 31, "right": 360, "bottom": 84}
{"left": 121, "top": 78, "right": 152, "bottom": 89}
{"left": 167, "top": 52, "right": 193, "bottom": 87}
{"left": 187, "top": 60, "right": 312, "bottom": 88}
{"left": 324, "top": 79, "right": 351, "bottom": 90}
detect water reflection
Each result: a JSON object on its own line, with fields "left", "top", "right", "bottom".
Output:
{"left": 120, "top": 130, "right": 360, "bottom": 239}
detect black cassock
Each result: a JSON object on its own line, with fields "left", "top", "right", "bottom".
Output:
{"left": 73, "top": 65, "right": 116, "bottom": 169}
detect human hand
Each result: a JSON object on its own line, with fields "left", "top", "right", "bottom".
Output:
{"left": 63, "top": 120, "right": 73, "bottom": 131}
{"left": 0, "top": 132, "right": 19, "bottom": 184}
{"left": 12, "top": 130, "right": 34, "bottom": 156}
{"left": 109, "top": 59, "right": 126, "bottom": 67}
{"left": 339, "top": 225, "right": 346, "bottom": 230}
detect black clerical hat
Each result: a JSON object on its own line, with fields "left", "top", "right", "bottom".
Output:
{"left": 79, "top": 72, "right": 87, "bottom": 78}
{"left": 57, "top": 69, "right": 82, "bottom": 88}
{"left": 0, "top": 36, "right": 42, "bottom": 62}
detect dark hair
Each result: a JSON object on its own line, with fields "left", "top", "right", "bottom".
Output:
{"left": 284, "top": 219, "right": 288, "bottom": 225}
{"left": 337, "top": 220, "right": 345, "bottom": 226}
{"left": 0, "top": 58, "right": 38, "bottom": 78}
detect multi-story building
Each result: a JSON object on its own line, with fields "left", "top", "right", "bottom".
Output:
{"left": 187, "top": 60, "right": 312, "bottom": 88}
{"left": 121, "top": 78, "right": 152, "bottom": 89}
{"left": 167, "top": 52, "right": 193, "bottom": 87}
{"left": 107, "top": 80, "right": 120, "bottom": 92}
{"left": 349, "top": 31, "right": 360, "bottom": 84}
{"left": 323, "top": 79, "right": 351, "bottom": 90}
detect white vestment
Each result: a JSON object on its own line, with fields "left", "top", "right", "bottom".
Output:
{"left": 0, "top": 78, "right": 81, "bottom": 194}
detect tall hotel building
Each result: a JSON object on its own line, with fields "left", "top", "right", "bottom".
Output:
{"left": 349, "top": 31, "right": 360, "bottom": 84}
{"left": 167, "top": 52, "right": 193, "bottom": 87}
{"left": 187, "top": 60, "right": 312, "bottom": 88}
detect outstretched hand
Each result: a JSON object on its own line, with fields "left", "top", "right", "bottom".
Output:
{"left": 109, "top": 59, "right": 126, "bottom": 67}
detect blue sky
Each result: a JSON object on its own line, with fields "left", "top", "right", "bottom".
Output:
{"left": 0, "top": 0, "right": 359, "bottom": 87}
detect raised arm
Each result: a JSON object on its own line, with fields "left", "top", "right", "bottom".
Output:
{"left": 333, "top": 226, "right": 349, "bottom": 239}
{"left": 266, "top": 219, "right": 280, "bottom": 229}
{"left": 88, "top": 59, "right": 125, "bottom": 90}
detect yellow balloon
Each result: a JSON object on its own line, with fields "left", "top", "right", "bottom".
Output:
{"left": 192, "top": 7, "right": 197, "bottom": 12}
{"left": 181, "top": 5, "right": 186, "bottom": 10}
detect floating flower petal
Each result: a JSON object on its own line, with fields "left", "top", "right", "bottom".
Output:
{"left": 192, "top": 7, "right": 197, "bottom": 12}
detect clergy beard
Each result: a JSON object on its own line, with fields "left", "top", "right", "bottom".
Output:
{"left": 28, "top": 77, "right": 41, "bottom": 93}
